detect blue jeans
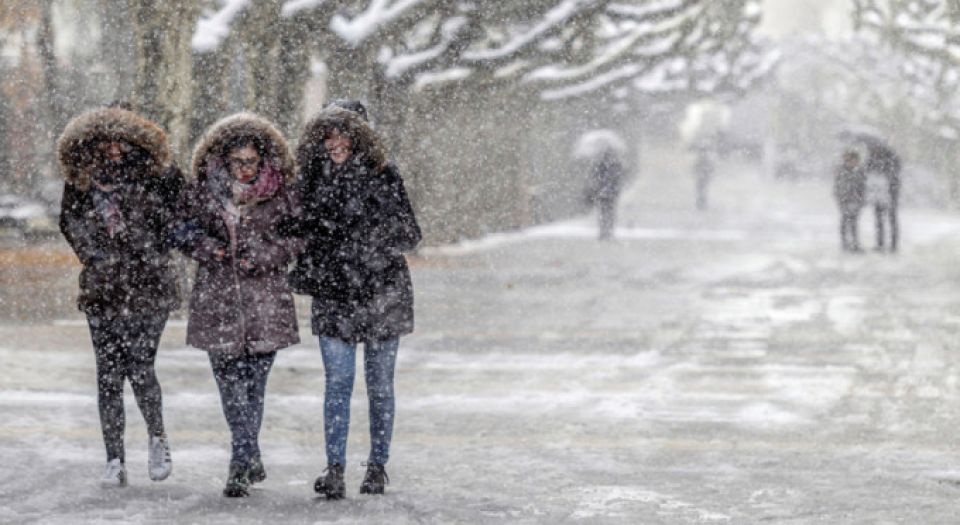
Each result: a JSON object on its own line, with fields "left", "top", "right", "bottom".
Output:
{"left": 209, "top": 352, "right": 276, "bottom": 468}
{"left": 320, "top": 336, "right": 399, "bottom": 466}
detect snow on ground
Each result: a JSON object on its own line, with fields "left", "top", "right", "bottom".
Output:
{"left": 4, "top": 152, "right": 960, "bottom": 522}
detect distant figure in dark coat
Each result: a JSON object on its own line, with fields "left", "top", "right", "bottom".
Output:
{"left": 833, "top": 149, "right": 866, "bottom": 252}
{"left": 584, "top": 149, "right": 624, "bottom": 240}
{"left": 863, "top": 144, "right": 901, "bottom": 252}
{"left": 57, "top": 106, "right": 182, "bottom": 488}
{"left": 693, "top": 149, "right": 714, "bottom": 211}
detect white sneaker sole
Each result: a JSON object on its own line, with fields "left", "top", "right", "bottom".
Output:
{"left": 149, "top": 465, "right": 172, "bottom": 482}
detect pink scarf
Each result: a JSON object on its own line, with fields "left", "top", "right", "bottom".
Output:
{"left": 235, "top": 161, "right": 282, "bottom": 206}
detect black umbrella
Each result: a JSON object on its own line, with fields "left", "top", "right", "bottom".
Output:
{"left": 837, "top": 124, "right": 901, "bottom": 185}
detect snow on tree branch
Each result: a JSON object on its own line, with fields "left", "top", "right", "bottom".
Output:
{"left": 330, "top": 0, "right": 431, "bottom": 47}
{"left": 192, "top": 0, "right": 250, "bottom": 53}
{"left": 462, "top": 0, "right": 602, "bottom": 62}
{"left": 281, "top": 0, "right": 329, "bottom": 18}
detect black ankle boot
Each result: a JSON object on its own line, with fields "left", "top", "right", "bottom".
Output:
{"left": 359, "top": 464, "right": 389, "bottom": 495}
{"left": 247, "top": 456, "right": 266, "bottom": 484}
{"left": 314, "top": 464, "right": 345, "bottom": 499}
{"left": 223, "top": 463, "right": 250, "bottom": 498}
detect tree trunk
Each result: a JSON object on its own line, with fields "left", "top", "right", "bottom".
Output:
{"left": 276, "top": 17, "right": 310, "bottom": 136}
{"left": 35, "top": 0, "right": 60, "bottom": 196}
{"left": 133, "top": 0, "right": 197, "bottom": 165}
{"left": 237, "top": 1, "right": 282, "bottom": 119}
{"left": 97, "top": 0, "right": 137, "bottom": 100}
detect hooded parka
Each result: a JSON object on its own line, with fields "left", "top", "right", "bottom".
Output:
{"left": 57, "top": 107, "right": 183, "bottom": 318}
{"left": 177, "top": 113, "right": 300, "bottom": 354}
{"left": 287, "top": 107, "right": 421, "bottom": 343}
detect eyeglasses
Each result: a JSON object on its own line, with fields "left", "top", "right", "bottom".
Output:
{"left": 227, "top": 157, "right": 261, "bottom": 169}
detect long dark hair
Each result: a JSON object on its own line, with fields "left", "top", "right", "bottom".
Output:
{"left": 220, "top": 134, "right": 268, "bottom": 161}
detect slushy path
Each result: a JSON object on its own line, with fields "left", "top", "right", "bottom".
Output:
{"left": 3, "top": 156, "right": 960, "bottom": 523}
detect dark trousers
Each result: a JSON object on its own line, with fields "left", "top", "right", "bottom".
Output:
{"left": 874, "top": 203, "right": 899, "bottom": 252}
{"left": 840, "top": 211, "right": 860, "bottom": 251}
{"left": 209, "top": 351, "right": 276, "bottom": 468}
{"left": 597, "top": 198, "right": 617, "bottom": 240}
{"left": 87, "top": 313, "right": 168, "bottom": 463}
{"left": 696, "top": 178, "right": 709, "bottom": 211}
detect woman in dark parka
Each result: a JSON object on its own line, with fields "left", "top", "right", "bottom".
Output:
{"left": 287, "top": 105, "right": 421, "bottom": 498}
{"left": 174, "top": 113, "right": 300, "bottom": 497}
{"left": 57, "top": 106, "right": 182, "bottom": 487}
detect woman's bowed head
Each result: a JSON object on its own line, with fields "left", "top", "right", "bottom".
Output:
{"left": 58, "top": 106, "right": 171, "bottom": 191}
{"left": 296, "top": 106, "right": 387, "bottom": 176}
{"left": 325, "top": 129, "right": 353, "bottom": 166}
{"left": 226, "top": 139, "right": 263, "bottom": 184}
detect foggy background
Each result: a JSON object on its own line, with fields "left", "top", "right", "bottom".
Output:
{"left": 6, "top": 2, "right": 960, "bottom": 523}
{"left": 2, "top": 1, "right": 956, "bottom": 246}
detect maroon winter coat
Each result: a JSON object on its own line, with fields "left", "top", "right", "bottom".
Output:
{"left": 177, "top": 113, "right": 300, "bottom": 355}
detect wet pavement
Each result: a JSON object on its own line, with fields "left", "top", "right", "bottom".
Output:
{"left": 3, "top": 156, "right": 960, "bottom": 523}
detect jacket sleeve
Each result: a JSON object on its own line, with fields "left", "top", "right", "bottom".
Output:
{"left": 170, "top": 182, "right": 228, "bottom": 264}
{"left": 154, "top": 164, "right": 185, "bottom": 250}
{"left": 241, "top": 193, "right": 302, "bottom": 274}
{"left": 278, "top": 176, "right": 340, "bottom": 243}
{"left": 59, "top": 183, "right": 103, "bottom": 266}
{"left": 366, "top": 166, "right": 422, "bottom": 253}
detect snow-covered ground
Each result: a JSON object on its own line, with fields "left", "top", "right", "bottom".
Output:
{"left": 4, "top": 156, "right": 960, "bottom": 523}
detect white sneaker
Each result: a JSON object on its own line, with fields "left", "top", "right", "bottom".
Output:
{"left": 148, "top": 434, "right": 172, "bottom": 481}
{"left": 101, "top": 458, "right": 127, "bottom": 488}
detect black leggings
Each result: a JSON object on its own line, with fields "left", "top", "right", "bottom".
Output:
{"left": 840, "top": 211, "right": 860, "bottom": 250}
{"left": 597, "top": 198, "right": 617, "bottom": 239}
{"left": 873, "top": 203, "right": 899, "bottom": 251}
{"left": 87, "top": 313, "right": 168, "bottom": 463}
{"left": 209, "top": 351, "right": 276, "bottom": 468}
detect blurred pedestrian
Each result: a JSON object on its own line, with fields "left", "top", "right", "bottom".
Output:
{"left": 173, "top": 113, "right": 300, "bottom": 497}
{"left": 57, "top": 105, "right": 182, "bottom": 487}
{"left": 584, "top": 148, "right": 624, "bottom": 240}
{"left": 833, "top": 149, "right": 866, "bottom": 252}
{"left": 864, "top": 144, "right": 901, "bottom": 252}
{"left": 285, "top": 104, "right": 421, "bottom": 499}
{"left": 693, "top": 147, "right": 715, "bottom": 211}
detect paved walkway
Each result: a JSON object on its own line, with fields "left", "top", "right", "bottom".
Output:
{"left": 3, "top": 157, "right": 960, "bottom": 523}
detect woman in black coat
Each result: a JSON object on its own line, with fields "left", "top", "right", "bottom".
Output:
{"left": 57, "top": 106, "right": 182, "bottom": 487}
{"left": 286, "top": 105, "right": 421, "bottom": 498}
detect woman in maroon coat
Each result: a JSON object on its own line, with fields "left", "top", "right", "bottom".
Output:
{"left": 174, "top": 113, "right": 299, "bottom": 497}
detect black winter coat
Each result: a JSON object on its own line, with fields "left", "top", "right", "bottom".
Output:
{"left": 291, "top": 163, "right": 421, "bottom": 343}
{"left": 57, "top": 108, "right": 182, "bottom": 318}
{"left": 288, "top": 108, "right": 421, "bottom": 343}
{"left": 585, "top": 151, "right": 624, "bottom": 204}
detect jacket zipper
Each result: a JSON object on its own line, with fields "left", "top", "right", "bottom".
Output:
{"left": 224, "top": 210, "right": 247, "bottom": 352}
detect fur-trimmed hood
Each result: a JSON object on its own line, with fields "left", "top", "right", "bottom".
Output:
{"left": 296, "top": 107, "right": 387, "bottom": 174}
{"left": 57, "top": 108, "right": 171, "bottom": 190}
{"left": 191, "top": 112, "right": 295, "bottom": 183}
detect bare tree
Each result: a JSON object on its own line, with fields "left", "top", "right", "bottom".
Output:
{"left": 132, "top": 0, "right": 198, "bottom": 162}
{"left": 853, "top": 0, "right": 960, "bottom": 201}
